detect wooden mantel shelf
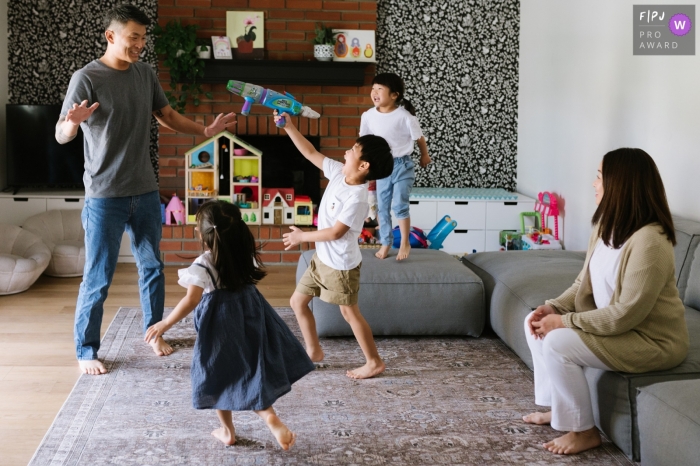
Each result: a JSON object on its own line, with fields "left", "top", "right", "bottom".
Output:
{"left": 199, "top": 59, "right": 370, "bottom": 86}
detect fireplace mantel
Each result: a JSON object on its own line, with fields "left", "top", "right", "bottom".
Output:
{"left": 198, "top": 59, "right": 370, "bottom": 86}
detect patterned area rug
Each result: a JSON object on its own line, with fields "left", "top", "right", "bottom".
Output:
{"left": 30, "top": 307, "right": 635, "bottom": 465}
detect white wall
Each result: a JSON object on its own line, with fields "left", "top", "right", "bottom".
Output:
{"left": 518, "top": 0, "right": 700, "bottom": 250}
{"left": 0, "top": 0, "right": 7, "bottom": 189}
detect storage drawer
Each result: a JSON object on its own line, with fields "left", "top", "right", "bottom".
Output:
{"left": 440, "top": 229, "right": 485, "bottom": 255}
{"left": 47, "top": 197, "right": 85, "bottom": 210}
{"left": 436, "top": 200, "right": 486, "bottom": 230}
{"left": 0, "top": 198, "right": 47, "bottom": 225}
{"left": 406, "top": 200, "right": 437, "bottom": 230}
{"left": 486, "top": 201, "right": 532, "bottom": 230}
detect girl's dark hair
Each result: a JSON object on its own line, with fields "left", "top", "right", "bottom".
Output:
{"left": 196, "top": 201, "right": 266, "bottom": 291}
{"left": 592, "top": 148, "right": 675, "bottom": 248}
{"left": 104, "top": 4, "right": 151, "bottom": 30}
{"left": 372, "top": 72, "right": 416, "bottom": 116}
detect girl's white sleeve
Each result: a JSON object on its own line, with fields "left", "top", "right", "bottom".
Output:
{"left": 177, "top": 255, "right": 213, "bottom": 290}
{"left": 359, "top": 111, "right": 370, "bottom": 136}
{"left": 406, "top": 114, "right": 425, "bottom": 141}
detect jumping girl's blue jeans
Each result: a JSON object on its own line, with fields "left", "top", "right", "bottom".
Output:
{"left": 74, "top": 191, "right": 164, "bottom": 360}
{"left": 377, "top": 155, "right": 415, "bottom": 246}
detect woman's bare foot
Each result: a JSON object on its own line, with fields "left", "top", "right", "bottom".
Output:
{"left": 149, "top": 336, "right": 173, "bottom": 356}
{"left": 543, "top": 428, "right": 602, "bottom": 455}
{"left": 307, "top": 345, "right": 324, "bottom": 363}
{"left": 211, "top": 426, "right": 236, "bottom": 446}
{"left": 79, "top": 359, "right": 107, "bottom": 375}
{"left": 375, "top": 245, "right": 390, "bottom": 259}
{"left": 263, "top": 413, "right": 296, "bottom": 450}
{"left": 346, "top": 359, "right": 386, "bottom": 379}
{"left": 396, "top": 243, "right": 410, "bottom": 261}
{"left": 523, "top": 411, "right": 552, "bottom": 425}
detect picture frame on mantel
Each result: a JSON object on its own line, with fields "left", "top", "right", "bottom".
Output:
{"left": 211, "top": 36, "right": 233, "bottom": 59}
{"left": 332, "top": 29, "right": 376, "bottom": 62}
{"left": 226, "top": 11, "right": 265, "bottom": 59}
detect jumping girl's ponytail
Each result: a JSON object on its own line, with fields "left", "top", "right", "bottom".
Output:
{"left": 371, "top": 72, "right": 416, "bottom": 116}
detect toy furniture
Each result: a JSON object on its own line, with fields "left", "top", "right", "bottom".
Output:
{"left": 297, "top": 248, "right": 484, "bottom": 337}
{"left": 184, "top": 131, "right": 262, "bottom": 225}
{"left": 534, "top": 191, "right": 560, "bottom": 239}
{"left": 165, "top": 194, "right": 186, "bottom": 225}
{"left": 0, "top": 224, "right": 51, "bottom": 295}
{"left": 22, "top": 210, "right": 85, "bottom": 277}
{"left": 461, "top": 215, "right": 700, "bottom": 461}
{"left": 294, "top": 195, "right": 314, "bottom": 226}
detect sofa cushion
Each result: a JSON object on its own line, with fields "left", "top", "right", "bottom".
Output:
{"left": 637, "top": 379, "right": 700, "bottom": 466}
{"left": 673, "top": 215, "right": 700, "bottom": 302}
{"left": 297, "top": 248, "right": 485, "bottom": 337}
{"left": 682, "top": 240, "right": 700, "bottom": 312}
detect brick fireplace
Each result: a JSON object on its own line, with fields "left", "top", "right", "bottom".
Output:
{"left": 157, "top": 0, "right": 377, "bottom": 265}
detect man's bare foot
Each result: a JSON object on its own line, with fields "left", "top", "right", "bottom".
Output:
{"left": 543, "top": 428, "right": 602, "bottom": 455}
{"left": 346, "top": 359, "right": 386, "bottom": 379}
{"left": 211, "top": 426, "right": 236, "bottom": 446}
{"left": 523, "top": 411, "right": 552, "bottom": 425}
{"left": 79, "top": 359, "right": 107, "bottom": 375}
{"left": 265, "top": 414, "right": 296, "bottom": 450}
{"left": 375, "top": 245, "right": 390, "bottom": 259}
{"left": 307, "top": 346, "right": 324, "bottom": 363}
{"left": 396, "top": 243, "right": 410, "bottom": 261}
{"left": 149, "top": 336, "right": 173, "bottom": 356}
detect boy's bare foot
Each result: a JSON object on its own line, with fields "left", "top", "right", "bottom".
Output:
{"left": 211, "top": 426, "right": 236, "bottom": 446}
{"left": 523, "top": 411, "right": 552, "bottom": 425}
{"left": 149, "top": 336, "right": 173, "bottom": 356}
{"left": 375, "top": 245, "right": 390, "bottom": 259}
{"left": 396, "top": 243, "right": 410, "bottom": 261}
{"left": 79, "top": 359, "right": 107, "bottom": 375}
{"left": 543, "top": 428, "right": 602, "bottom": 455}
{"left": 265, "top": 414, "right": 296, "bottom": 450}
{"left": 346, "top": 359, "right": 385, "bottom": 379}
{"left": 307, "top": 346, "right": 324, "bottom": 363}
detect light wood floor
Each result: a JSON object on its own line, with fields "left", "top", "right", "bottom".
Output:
{"left": 0, "top": 264, "right": 297, "bottom": 466}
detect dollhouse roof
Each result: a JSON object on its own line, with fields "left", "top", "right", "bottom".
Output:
{"left": 184, "top": 130, "right": 262, "bottom": 157}
{"left": 262, "top": 188, "right": 294, "bottom": 208}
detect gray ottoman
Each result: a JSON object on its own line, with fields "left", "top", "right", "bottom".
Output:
{"left": 637, "top": 379, "right": 700, "bottom": 466}
{"left": 295, "top": 249, "right": 484, "bottom": 337}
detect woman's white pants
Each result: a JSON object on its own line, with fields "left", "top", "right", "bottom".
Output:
{"left": 524, "top": 312, "right": 611, "bottom": 432}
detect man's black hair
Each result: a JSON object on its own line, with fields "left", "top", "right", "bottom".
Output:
{"left": 357, "top": 134, "right": 393, "bottom": 181}
{"left": 104, "top": 4, "right": 151, "bottom": 30}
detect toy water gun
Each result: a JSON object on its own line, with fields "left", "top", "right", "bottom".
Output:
{"left": 226, "top": 80, "right": 320, "bottom": 128}
{"left": 426, "top": 215, "right": 457, "bottom": 250}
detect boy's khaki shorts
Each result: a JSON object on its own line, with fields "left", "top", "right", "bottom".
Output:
{"left": 296, "top": 253, "right": 361, "bottom": 306}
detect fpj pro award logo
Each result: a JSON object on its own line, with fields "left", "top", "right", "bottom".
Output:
{"left": 634, "top": 5, "right": 694, "bottom": 55}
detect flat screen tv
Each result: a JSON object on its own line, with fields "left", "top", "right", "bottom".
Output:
{"left": 6, "top": 104, "right": 85, "bottom": 192}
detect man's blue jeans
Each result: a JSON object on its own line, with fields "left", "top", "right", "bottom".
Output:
{"left": 377, "top": 155, "right": 415, "bottom": 246}
{"left": 75, "top": 190, "right": 164, "bottom": 361}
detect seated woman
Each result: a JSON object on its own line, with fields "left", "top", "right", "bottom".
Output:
{"left": 523, "top": 147, "right": 689, "bottom": 455}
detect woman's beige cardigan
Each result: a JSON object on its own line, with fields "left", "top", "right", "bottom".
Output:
{"left": 547, "top": 223, "right": 688, "bottom": 373}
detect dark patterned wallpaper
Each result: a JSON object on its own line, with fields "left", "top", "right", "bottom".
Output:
{"left": 8, "top": 0, "right": 160, "bottom": 181}
{"left": 377, "top": 0, "right": 520, "bottom": 190}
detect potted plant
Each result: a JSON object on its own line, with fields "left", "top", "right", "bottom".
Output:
{"left": 313, "top": 23, "right": 336, "bottom": 61}
{"left": 196, "top": 38, "right": 211, "bottom": 59}
{"left": 236, "top": 19, "right": 257, "bottom": 54}
{"left": 153, "top": 20, "right": 213, "bottom": 114}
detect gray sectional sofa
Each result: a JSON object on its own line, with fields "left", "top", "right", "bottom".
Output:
{"left": 461, "top": 215, "right": 700, "bottom": 463}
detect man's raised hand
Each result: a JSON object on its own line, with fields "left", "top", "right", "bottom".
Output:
{"left": 65, "top": 100, "right": 99, "bottom": 125}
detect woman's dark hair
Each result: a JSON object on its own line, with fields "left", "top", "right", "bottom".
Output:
{"left": 372, "top": 72, "right": 416, "bottom": 116}
{"left": 592, "top": 148, "right": 675, "bottom": 248}
{"left": 357, "top": 134, "right": 393, "bottom": 181}
{"left": 196, "top": 201, "right": 266, "bottom": 290}
{"left": 104, "top": 4, "right": 151, "bottom": 30}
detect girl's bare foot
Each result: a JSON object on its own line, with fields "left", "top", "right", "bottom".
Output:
{"left": 211, "top": 426, "right": 236, "bottom": 446}
{"left": 307, "top": 346, "right": 324, "bottom": 363}
{"left": 149, "top": 336, "right": 173, "bottom": 356}
{"left": 523, "top": 411, "right": 552, "bottom": 425}
{"left": 265, "top": 413, "right": 296, "bottom": 450}
{"left": 396, "top": 243, "right": 410, "bottom": 261}
{"left": 346, "top": 359, "right": 386, "bottom": 379}
{"left": 543, "top": 428, "right": 602, "bottom": 455}
{"left": 375, "top": 245, "right": 390, "bottom": 259}
{"left": 79, "top": 359, "right": 107, "bottom": 375}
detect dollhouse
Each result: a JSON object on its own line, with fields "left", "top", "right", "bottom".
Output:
{"left": 261, "top": 188, "right": 295, "bottom": 225}
{"left": 184, "top": 131, "right": 262, "bottom": 225}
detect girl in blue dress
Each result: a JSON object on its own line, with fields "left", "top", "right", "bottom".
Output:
{"left": 145, "top": 200, "right": 314, "bottom": 450}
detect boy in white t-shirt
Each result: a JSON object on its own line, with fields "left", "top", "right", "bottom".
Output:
{"left": 276, "top": 111, "right": 393, "bottom": 380}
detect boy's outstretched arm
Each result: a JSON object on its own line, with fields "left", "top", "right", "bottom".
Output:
{"left": 283, "top": 221, "right": 351, "bottom": 250}
{"left": 275, "top": 112, "right": 325, "bottom": 170}
{"left": 145, "top": 284, "right": 204, "bottom": 342}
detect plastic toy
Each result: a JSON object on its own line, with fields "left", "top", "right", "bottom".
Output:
{"left": 392, "top": 225, "right": 429, "bottom": 249}
{"left": 226, "top": 80, "right": 320, "bottom": 128}
{"left": 535, "top": 191, "right": 560, "bottom": 240}
{"left": 426, "top": 215, "right": 458, "bottom": 250}
{"left": 520, "top": 211, "right": 540, "bottom": 233}
{"left": 358, "top": 228, "right": 376, "bottom": 245}
{"left": 294, "top": 195, "right": 314, "bottom": 225}
{"left": 165, "top": 194, "right": 186, "bottom": 225}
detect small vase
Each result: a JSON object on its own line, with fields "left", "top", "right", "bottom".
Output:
{"left": 237, "top": 40, "right": 254, "bottom": 54}
{"left": 198, "top": 46, "right": 211, "bottom": 59}
{"left": 314, "top": 44, "right": 334, "bottom": 61}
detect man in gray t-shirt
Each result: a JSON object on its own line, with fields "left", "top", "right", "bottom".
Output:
{"left": 56, "top": 5, "right": 236, "bottom": 375}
